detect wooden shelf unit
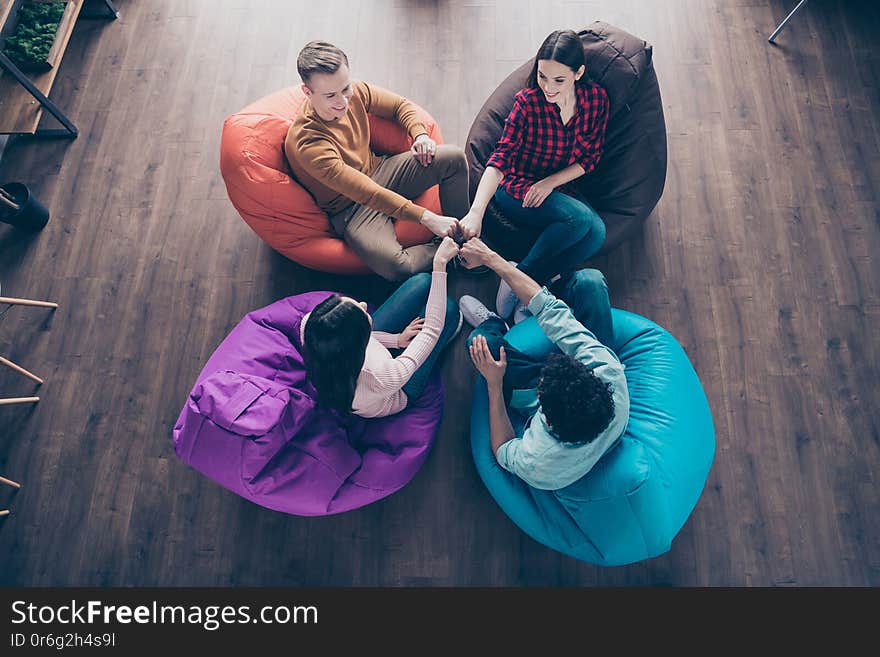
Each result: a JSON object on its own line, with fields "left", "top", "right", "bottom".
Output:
{"left": 0, "top": 1, "right": 14, "bottom": 30}
{"left": 0, "top": 1, "right": 84, "bottom": 135}
{"left": 0, "top": 0, "right": 118, "bottom": 137}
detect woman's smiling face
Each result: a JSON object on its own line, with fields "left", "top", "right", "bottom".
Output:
{"left": 536, "top": 58, "right": 583, "bottom": 102}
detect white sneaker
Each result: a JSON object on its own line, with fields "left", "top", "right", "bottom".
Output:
{"left": 513, "top": 302, "right": 532, "bottom": 325}
{"left": 459, "top": 295, "right": 507, "bottom": 329}
{"left": 495, "top": 261, "right": 519, "bottom": 318}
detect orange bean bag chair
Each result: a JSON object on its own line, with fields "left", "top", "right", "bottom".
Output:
{"left": 220, "top": 87, "right": 442, "bottom": 275}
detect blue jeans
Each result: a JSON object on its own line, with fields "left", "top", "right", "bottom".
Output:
{"left": 493, "top": 187, "right": 606, "bottom": 284}
{"left": 467, "top": 269, "right": 613, "bottom": 401}
{"left": 371, "top": 272, "right": 460, "bottom": 402}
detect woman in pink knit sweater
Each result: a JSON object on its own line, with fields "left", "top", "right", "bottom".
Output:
{"left": 302, "top": 237, "right": 462, "bottom": 418}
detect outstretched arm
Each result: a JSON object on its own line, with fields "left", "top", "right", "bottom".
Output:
{"left": 469, "top": 335, "right": 515, "bottom": 455}
{"left": 460, "top": 167, "right": 503, "bottom": 239}
{"left": 362, "top": 239, "right": 460, "bottom": 393}
{"left": 526, "top": 289, "right": 621, "bottom": 372}
{"left": 460, "top": 94, "right": 527, "bottom": 238}
{"left": 458, "top": 238, "right": 541, "bottom": 307}
{"left": 289, "top": 135, "right": 426, "bottom": 223}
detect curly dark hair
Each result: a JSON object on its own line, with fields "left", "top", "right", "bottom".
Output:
{"left": 537, "top": 353, "right": 615, "bottom": 444}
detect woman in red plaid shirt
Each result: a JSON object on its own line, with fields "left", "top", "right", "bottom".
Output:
{"left": 460, "top": 30, "right": 610, "bottom": 319}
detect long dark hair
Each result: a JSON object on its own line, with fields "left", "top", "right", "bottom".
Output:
{"left": 303, "top": 295, "right": 371, "bottom": 415}
{"left": 527, "top": 29, "right": 587, "bottom": 89}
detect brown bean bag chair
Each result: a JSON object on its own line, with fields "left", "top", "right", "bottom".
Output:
{"left": 465, "top": 22, "right": 667, "bottom": 259}
{"left": 221, "top": 87, "right": 442, "bottom": 275}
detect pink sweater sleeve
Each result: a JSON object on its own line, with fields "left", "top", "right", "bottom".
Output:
{"left": 363, "top": 271, "right": 447, "bottom": 392}
{"left": 372, "top": 331, "right": 400, "bottom": 349}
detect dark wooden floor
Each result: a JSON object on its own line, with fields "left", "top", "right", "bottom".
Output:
{"left": 0, "top": 0, "right": 877, "bottom": 586}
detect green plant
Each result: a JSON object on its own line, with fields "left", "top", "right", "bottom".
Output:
{"left": 2, "top": 2, "right": 67, "bottom": 68}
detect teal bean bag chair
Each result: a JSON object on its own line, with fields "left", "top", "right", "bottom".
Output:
{"left": 470, "top": 309, "right": 715, "bottom": 566}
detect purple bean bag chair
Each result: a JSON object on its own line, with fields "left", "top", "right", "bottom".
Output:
{"left": 172, "top": 292, "right": 444, "bottom": 516}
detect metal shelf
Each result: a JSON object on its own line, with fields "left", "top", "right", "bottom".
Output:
{"left": 0, "top": 0, "right": 118, "bottom": 138}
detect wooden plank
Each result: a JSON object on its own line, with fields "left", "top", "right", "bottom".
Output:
{"left": 0, "top": 1, "right": 14, "bottom": 31}
{"left": 0, "top": 0, "right": 84, "bottom": 134}
{"left": 45, "top": 0, "right": 78, "bottom": 69}
{"left": 0, "top": 396, "right": 40, "bottom": 405}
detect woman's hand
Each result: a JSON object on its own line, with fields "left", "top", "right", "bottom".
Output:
{"left": 522, "top": 177, "right": 556, "bottom": 208}
{"left": 398, "top": 317, "right": 425, "bottom": 348}
{"left": 433, "top": 236, "right": 460, "bottom": 269}
{"left": 469, "top": 335, "right": 507, "bottom": 387}
{"left": 459, "top": 209, "right": 483, "bottom": 240}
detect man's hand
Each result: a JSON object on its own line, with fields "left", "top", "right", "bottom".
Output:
{"left": 458, "top": 209, "right": 483, "bottom": 240}
{"left": 433, "top": 236, "right": 460, "bottom": 269}
{"left": 398, "top": 317, "right": 425, "bottom": 348}
{"left": 420, "top": 210, "right": 459, "bottom": 238}
{"left": 411, "top": 134, "right": 437, "bottom": 167}
{"left": 458, "top": 236, "right": 499, "bottom": 269}
{"left": 522, "top": 177, "right": 556, "bottom": 208}
{"left": 469, "top": 335, "right": 507, "bottom": 387}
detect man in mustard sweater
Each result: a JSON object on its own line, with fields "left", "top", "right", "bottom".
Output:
{"left": 285, "top": 41, "right": 469, "bottom": 281}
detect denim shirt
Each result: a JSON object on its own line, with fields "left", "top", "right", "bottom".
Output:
{"left": 495, "top": 288, "right": 630, "bottom": 490}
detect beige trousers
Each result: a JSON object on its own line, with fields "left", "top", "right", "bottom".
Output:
{"left": 329, "top": 144, "right": 469, "bottom": 281}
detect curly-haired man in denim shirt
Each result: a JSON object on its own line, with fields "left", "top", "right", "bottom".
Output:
{"left": 458, "top": 238, "right": 629, "bottom": 490}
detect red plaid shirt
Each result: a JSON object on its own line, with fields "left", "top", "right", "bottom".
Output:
{"left": 486, "top": 82, "right": 610, "bottom": 200}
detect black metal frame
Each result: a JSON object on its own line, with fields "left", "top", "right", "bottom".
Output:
{"left": 0, "top": 0, "right": 119, "bottom": 139}
{"left": 81, "top": 0, "right": 119, "bottom": 20}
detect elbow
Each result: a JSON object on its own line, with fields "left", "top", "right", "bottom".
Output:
{"left": 579, "top": 160, "right": 597, "bottom": 176}
{"left": 481, "top": 165, "right": 505, "bottom": 189}
{"left": 491, "top": 436, "right": 515, "bottom": 459}
{"left": 528, "top": 476, "right": 571, "bottom": 492}
{"left": 310, "top": 161, "right": 345, "bottom": 189}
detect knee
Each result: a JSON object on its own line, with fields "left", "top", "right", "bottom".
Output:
{"left": 571, "top": 268, "right": 608, "bottom": 298}
{"left": 554, "top": 194, "right": 600, "bottom": 223}
{"left": 588, "top": 214, "right": 607, "bottom": 243}
{"left": 565, "top": 205, "right": 604, "bottom": 233}
{"left": 574, "top": 215, "right": 605, "bottom": 257}
{"left": 393, "top": 270, "right": 431, "bottom": 295}
{"left": 435, "top": 144, "right": 467, "bottom": 173}
{"left": 386, "top": 258, "right": 431, "bottom": 282}
{"left": 465, "top": 324, "right": 489, "bottom": 348}
{"left": 411, "top": 271, "right": 432, "bottom": 289}
{"left": 563, "top": 209, "right": 605, "bottom": 258}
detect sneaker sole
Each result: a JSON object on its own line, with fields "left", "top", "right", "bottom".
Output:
{"left": 449, "top": 309, "right": 464, "bottom": 341}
